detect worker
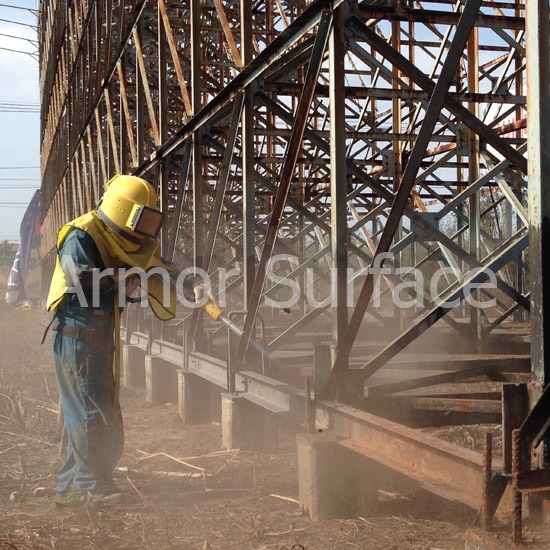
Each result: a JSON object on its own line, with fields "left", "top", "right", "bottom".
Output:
{"left": 46, "top": 174, "right": 197, "bottom": 500}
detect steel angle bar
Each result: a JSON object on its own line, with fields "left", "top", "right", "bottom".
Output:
{"left": 184, "top": 341, "right": 509, "bottom": 510}
{"left": 521, "top": 385, "right": 550, "bottom": 448}
{"left": 326, "top": 0, "right": 483, "bottom": 393}
{"left": 235, "top": 9, "right": 333, "bottom": 360}
{"left": 410, "top": 213, "right": 529, "bottom": 310}
{"left": 247, "top": 179, "right": 384, "bottom": 301}
{"left": 201, "top": 137, "right": 333, "bottom": 267}
{"left": 437, "top": 145, "right": 527, "bottom": 222}
{"left": 394, "top": 397, "right": 502, "bottom": 415}
{"left": 360, "top": 231, "right": 528, "bottom": 381}
{"left": 255, "top": 93, "right": 395, "bottom": 204}
{"left": 486, "top": 30, "right": 525, "bottom": 97}
{"left": 484, "top": 295, "right": 529, "bottom": 334}
{"left": 263, "top": 35, "right": 316, "bottom": 82}
{"left": 346, "top": 16, "right": 527, "bottom": 174}
{"left": 346, "top": 40, "right": 411, "bottom": 97}
{"left": 365, "top": 359, "right": 530, "bottom": 399}
{"left": 190, "top": 100, "right": 244, "bottom": 342}
{"left": 263, "top": 245, "right": 330, "bottom": 299}
{"left": 275, "top": 178, "right": 380, "bottom": 238}
{"left": 267, "top": 306, "right": 329, "bottom": 352}
{"left": 158, "top": 0, "right": 192, "bottom": 116}
{"left": 137, "top": 0, "right": 334, "bottom": 170}
{"left": 202, "top": 94, "right": 245, "bottom": 274}
{"left": 68, "top": 0, "right": 151, "bottom": 179}
{"left": 414, "top": 150, "right": 456, "bottom": 186}
{"left": 166, "top": 142, "right": 192, "bottom": 262}
{"left": 526, "top": 0, "right": 550, "bottom": 388}
{"left": 357, "top": 4, "right": 524, "bottom": 30}
{"left": 200, "top": 136, "right": 326, "bottom": 263}
{"left": 319, "top": 400, "right": 505, "bottom": 510}
{"left": 479, "top": 150, "right": 528, "bottom": 227}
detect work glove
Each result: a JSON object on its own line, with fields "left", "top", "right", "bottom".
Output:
{"left": 182, "top": 274, "right": 207, "bottom": 303}
{"left": 192, "top": 281, "right": 205, "bottom": 303}
{"left": 124, "top": 273, "right": 142, "bottom": 300}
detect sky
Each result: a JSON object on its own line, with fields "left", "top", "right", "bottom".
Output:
{"left": 0, "top": 0, "right": 39, "bottom": 242}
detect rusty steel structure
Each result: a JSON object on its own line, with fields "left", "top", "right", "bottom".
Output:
{"left": 38, "top": 0, "right": 550, "bottom": 529}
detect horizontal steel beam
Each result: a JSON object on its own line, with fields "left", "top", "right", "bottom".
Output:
{"left": 357, "top": 4, "right": 524, "bottom": 30}
{"left": 402, "top": 396, "right": 501, "bottom": 414}
{"left": 317, "top": 400, "right": 504, "bottom": 509}
{"left": 148, "top": 338, "right": 505, "bottom": 510}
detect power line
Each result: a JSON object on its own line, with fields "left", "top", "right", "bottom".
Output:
{"left": 0, "top": 31, "right": 37, "bottom": 44}
{"left": 0, "top": 3, "right": 38, "bottom": 15}
{"left": 0, "top": 101, "right": 39, "bottom": 112}
{"left": 0, "top": 45, "right": 38, "bottom": 60}
{"left": 0, "top": 101, "right": 39, "bottom": 106}
{"left": 0, "top": 17, "right": 37, "bottom": 29}
{"left": 0, "top": 166, "right": 39, "bottom": 169}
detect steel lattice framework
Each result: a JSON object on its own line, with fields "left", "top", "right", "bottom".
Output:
{"left": 39, "top": 0, "right": 550, "bottom": 523}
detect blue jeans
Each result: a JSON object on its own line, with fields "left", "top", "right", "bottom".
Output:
{"left": 52, "top": 329, "right": 123, "bottom": 494}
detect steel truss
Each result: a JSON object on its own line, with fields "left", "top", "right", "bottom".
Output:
{"left": 40, "top": 0, "right": 550, "bottom": 525}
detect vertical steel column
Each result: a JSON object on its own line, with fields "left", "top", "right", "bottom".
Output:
{"left": 468, "top": 28, "right": 481, "bottom": 343}
{"left": 167, "top": 142, "right": 192, "bottom": 261}
{"left": 327, "top": 0, "right": 482, "bottom": 393}
{"left": 203, "top": 95, "right": 245, "bottom": 273}
{"left": 481, "top": 431, "right": 493, "bottom": 530}
{"left": 191, "top": 0, "right": 204, "bottom": 350}
{"left": 514, "top": 10, "right": 526, "bottom": 323}
{"left": 391, "top": 7, "right": 403, "bottom": 329}
{"left": 527, "top": 0, "right": 550, "bottom": 389}
{"left": 241, "top": 0, "right": 256, "bottom": 304}
{"left": 329, "top": 5, "right": 348, "bottom": 348}
{"left": 236, "top": 11, "right": 333, "bottom": 361}
{"left": 512, "top": 428, "right": 523, "bottom": 543}
{"left": 135, "top": 19, "right": 145, "bottom": 166}
{"left": 191, "top": 0, "right": 203, "bottom": 270}
{"left": 158, "top": 6, "right": 169, "bottom": 253}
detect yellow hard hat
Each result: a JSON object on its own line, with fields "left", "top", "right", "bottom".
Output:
{"left": 98, "top": 174, "right": 164, "bottom": 242}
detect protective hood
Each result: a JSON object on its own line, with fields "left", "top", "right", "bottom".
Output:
{"left": 46, "top": 210, "right": 176, "bottom": 320}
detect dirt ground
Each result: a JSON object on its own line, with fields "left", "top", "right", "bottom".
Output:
{"left": 1, "top": 299, "right": 550, "bottom": 549}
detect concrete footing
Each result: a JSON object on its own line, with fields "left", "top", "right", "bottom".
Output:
{"left": 145, "top": 355, "right": 178, "bottom": 405}
{"left": 296, "top": 432, "right": 379, "bottom": 520}
{"left": 122, "top": 344, "right": 146, "bottom": 389}
{"left": 221, "top": 393, "right": 279, "bottom": 452}
{"left": 177, "top": 370, "right": 221, "bottom": 424}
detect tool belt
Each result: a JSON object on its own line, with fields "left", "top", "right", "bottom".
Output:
{"left": 52, "top": 321, "right": 112, "bottom": 343}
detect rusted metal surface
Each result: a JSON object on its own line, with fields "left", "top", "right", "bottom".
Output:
{"left": 502, "top": 383, "right": 529, "bottom": 473}
{"left": 482, "top": 432, "right": 493, "bottom": 530}
{"left": 142, "top": 340, "right": 506, "bottom": 511}
{"left": 512, "top": 428, "right": 523, "bottom": 544}
{"left": 320, "top": 401, "right": 504, "bottom": 510}
{"left": 39, "top": 0, "right": 547, "bottom": 525}
{"left": 399, "top": 397, "right": 501, "bottom": 414}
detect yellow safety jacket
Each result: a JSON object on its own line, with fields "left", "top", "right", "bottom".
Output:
{"left": 46, "top": 210, "right": 176, "bottom": 320}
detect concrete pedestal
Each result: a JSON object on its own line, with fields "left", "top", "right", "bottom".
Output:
{"left": 221, "top": 393, "right": 279, "bottom": 452}
{"left": 145, "top": 355, "right": 178, "bottom": 405}
{"left": 177, "top": 370, "right": 221, "bottom": 424}
{"left": 122, "top": 344, "right": 146, "bottom": 389}
{"left": 297, "top": 432, "right": 379, "bottom": 521}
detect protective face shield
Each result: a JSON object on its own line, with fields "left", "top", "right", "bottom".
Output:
{"left": 98, "top": 174, "right": 164, "bottom": 242}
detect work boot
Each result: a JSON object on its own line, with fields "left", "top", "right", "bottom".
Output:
{"left": 54, "top": 485, "right": 79, "bottom": 507}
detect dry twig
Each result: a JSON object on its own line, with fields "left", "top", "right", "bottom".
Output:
{"left": 0, "top": 431, "right": 56, "bottom": 447}
{"left": 126, "top": 475, "right": 147, "bottom": 504}
{"left": 268, "top": 493, "right": 301, "bottom": 505}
